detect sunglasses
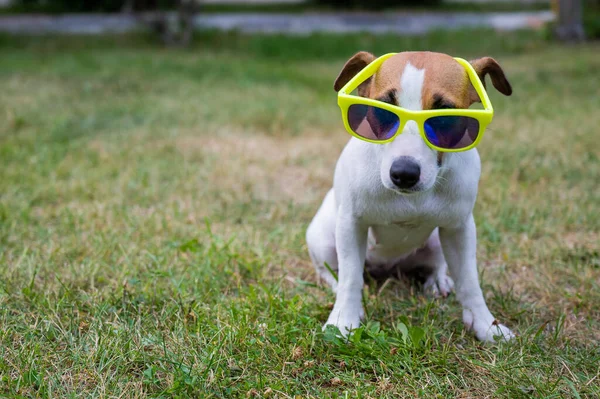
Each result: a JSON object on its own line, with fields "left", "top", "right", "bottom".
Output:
{"left": 337, "top": 53, "right": 494, "bottom": 152}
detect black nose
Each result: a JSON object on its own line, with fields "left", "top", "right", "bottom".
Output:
{"left": 390, "top": 156, "right": 421, "bottom": 189}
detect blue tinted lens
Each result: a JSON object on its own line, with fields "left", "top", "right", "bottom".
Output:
{"left": 348, "top": 104, "right": 400, "bottom": 141}
{"left": 424, "top": 116, "right": 480, "bottom": 150}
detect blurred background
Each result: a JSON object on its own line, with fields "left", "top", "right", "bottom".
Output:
{"left": 0, "top": 0, "right": 597, "bottom": 41}
{"left": 0, "top": 0, "right": 599, "bottom": 397}
{"left": 0, "top": 0, "right": 600, "bottom": 44}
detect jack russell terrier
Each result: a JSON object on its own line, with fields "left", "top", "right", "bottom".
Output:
{"left": 306, "top": 51, "right": 515, "bottom": 342}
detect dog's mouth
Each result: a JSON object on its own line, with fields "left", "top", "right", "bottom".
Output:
{"left": 389, "top": 186, "right": 424, "bottom": 195}
{"left": 387, "top": 180, "right": 439, "bottom": 195}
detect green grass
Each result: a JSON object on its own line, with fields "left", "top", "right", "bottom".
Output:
{"left": 0, "top": 31, "right": 599, "bottom": 398}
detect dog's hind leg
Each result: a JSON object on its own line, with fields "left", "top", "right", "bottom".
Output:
{"left": 306, "top": 189, "right": 339, "bottom": 291}
{"left": 390, "top": 228, "right": 454, "bottom": 297}
{"left": 422, "top": 229, "right": 455, "bottom": 297}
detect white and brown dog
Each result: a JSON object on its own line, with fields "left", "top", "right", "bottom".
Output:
{"left": 306, "top": 51, "right": 514, "bottom": 342}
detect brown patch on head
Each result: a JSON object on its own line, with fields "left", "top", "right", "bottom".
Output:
{"left": 370, "top": 52, "right": 475, "bottom": 110}
{"left": 339, "top": 51, "right": 512, "bottom": 110}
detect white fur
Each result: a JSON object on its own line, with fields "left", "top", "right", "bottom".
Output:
{"left": 306, "top": 63, "right": 514, "bottom": 343}
{"left": 399, "top": 62, "right": 425, "bottom": 110}
{"left": 379, "top": 64, "right": 438, "bottom": 193}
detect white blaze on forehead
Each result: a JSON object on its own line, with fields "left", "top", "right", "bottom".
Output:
{"left": 399, "top": 62, "right": 425, "bottom": 111}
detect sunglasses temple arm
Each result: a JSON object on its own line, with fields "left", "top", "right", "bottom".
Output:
{"left": 454, "top": 58, "right": 494, "bottom": 112}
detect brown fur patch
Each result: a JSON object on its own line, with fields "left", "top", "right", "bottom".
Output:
{"left": 335, "top": 51, "right": 512, "bottom": 110}
{"left": 369, "top": 52, "right": 473, "bottom": 109}
{"left": 437, "top": 151, "right": 444, "bottom": 166}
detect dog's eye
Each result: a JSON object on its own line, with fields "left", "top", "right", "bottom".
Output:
{"left": 431, "top": 94, "right": 456, "bottom": 110}
{"left": 376, "top": 90, "right": 397, "bottom": 105}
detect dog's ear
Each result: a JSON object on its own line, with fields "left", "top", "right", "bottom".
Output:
{"left": 334, "top": 51, "right": 376, "bottom": 97}
{"left": 469, "top": 57, "right": 512, "bottom": 103}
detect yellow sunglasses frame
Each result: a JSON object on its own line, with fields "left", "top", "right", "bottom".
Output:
{"left": 337, "top": 53, "right": 494, "bottom": 152}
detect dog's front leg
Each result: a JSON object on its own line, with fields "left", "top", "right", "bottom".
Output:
{"left": 439, "top": 214, "right": 514, "bottom": 343}
{"left": 324, "top": 213, "right": 368, "bottom": 336}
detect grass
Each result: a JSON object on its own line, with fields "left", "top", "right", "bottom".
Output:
{"left": 0, "top": 30, "right": 599, "bottom": 397}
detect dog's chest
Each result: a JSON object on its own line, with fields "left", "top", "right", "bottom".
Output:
{"left": 367, "top": 223, "right": 433, "bottom": 256}
{"left": 360, "top": 192, "right": 456, "bottom": 257}
{"left": 359, "top": 190, "right": 452, "bottom": 227}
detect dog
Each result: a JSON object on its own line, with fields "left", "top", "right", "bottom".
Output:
{"left": 306, "top": 51, "right": 514, "bottom": 342}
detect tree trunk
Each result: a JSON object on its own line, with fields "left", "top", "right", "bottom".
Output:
{"left": 139, "top": 0, "right": 198, "bottom": 47}
{"left": 121, "top": 0, "right": 135, "bottom": 14}
{"left": 554, "top": 0, "right": 586, "bottom": 42}
{"left": 178, "top": 0, "right": 196, "bottom": 47}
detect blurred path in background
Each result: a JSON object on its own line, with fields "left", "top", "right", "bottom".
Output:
{"left": 0, "top": 11, "right": 554, "bottom": 35}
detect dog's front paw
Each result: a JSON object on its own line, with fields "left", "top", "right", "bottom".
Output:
{"left": 424, "top": 273, "right": 454, "bottom": 298}
{"left": 323, "top": 303, "right": 364, "bottom": 337}
{"left": 463, "top": 309, "right": 515, "bottom": 343}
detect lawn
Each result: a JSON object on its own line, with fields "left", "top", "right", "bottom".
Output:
{"left": 0, "top": 30, "right": 599, "bottom": 398}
